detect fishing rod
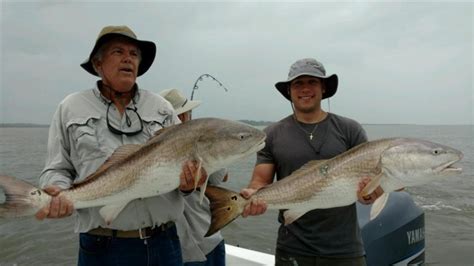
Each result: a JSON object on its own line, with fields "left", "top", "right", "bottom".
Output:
{"left": 190, "top": 74, "right": 229, "bottom": 100}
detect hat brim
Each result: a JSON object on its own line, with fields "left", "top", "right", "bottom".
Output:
{"left": 275, "top": 73, "right": 338, "bottom": 101}
{"left": 175, "top": 100, "right": 202, "bottom": 115}
{"left": 80, "top": 33, "right": 156, "bottom": 77}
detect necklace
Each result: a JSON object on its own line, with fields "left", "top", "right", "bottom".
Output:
{"left": 293, "top": 117, "right": 319, "bottom": 140}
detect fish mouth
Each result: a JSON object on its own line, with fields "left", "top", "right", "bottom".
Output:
{"left": 255, "top": 137, "right": 266, "bottom": 151}
{"left": 436, "top": 158, "right": 463, "bottom": 174}
{"left": 256, "top": 137, "right": 266, "bottom": 150}
{"left": 244, "top": 136, "right": 266, "bottom": 155}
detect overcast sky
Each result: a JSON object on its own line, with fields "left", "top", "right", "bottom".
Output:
{"left": 1, "top": 1, "right": 472, "bottom": 125}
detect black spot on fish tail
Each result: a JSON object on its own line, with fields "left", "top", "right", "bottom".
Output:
{"left": 205, "top": 185, "right": 245, "bottom": 237}
{"left": 319, "top": 164, "right": 329, "bottom": 175}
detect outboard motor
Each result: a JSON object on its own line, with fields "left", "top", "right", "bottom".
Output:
{"left": 357, "top": 192, "right": 425, "bottom": 266}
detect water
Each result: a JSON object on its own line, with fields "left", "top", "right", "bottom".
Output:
{"left": 0, "top": 125, "right": 473, "bottom": 265}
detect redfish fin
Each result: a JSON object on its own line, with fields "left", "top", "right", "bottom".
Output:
{"left": 0, "top": 175, "right": 45, "bottom": 218}
{"left": 360, "top": 172, "right": 383, "bottom": 197}
{"left": 199, "top": 175, "right": 209, "bottom": 205}
{"left": 283, "top": 209, "right": 309, "bottom": 225}
{"left": 194, "top": 157, "right": 202, "bottom": 191}
{"left": 99, "top": 201, "right": 130, "bottom": 224}
{"left": 370, "top": 192, "right": 389, "bottom": 220}
{"left": 204, "top": 185, "right": 246, "bottom": 237}
{"left": 75, "top": 144, "right": 142, "bottom": 186}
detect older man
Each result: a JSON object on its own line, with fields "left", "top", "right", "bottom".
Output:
{"left": 36, "top": 25, "right": 205, "bottom": 265}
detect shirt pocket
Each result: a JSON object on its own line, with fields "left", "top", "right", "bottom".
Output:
{"left": 67, "top": 116, "right": 105, "bottom": 164}
{"left": 142, "top": 112, "right": 173, "bottom": 137}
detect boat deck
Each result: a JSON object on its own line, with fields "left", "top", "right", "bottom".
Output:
{"left": 226, "top": 244, "right": 274, "bottom": 265}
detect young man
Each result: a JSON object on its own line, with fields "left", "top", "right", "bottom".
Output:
{"left": 36, "top": 25, "right": 206, "bottom": 265}
{"left": 161, "top": 88, "right": 227, "bottom": 266}
{"left": 241, "top": 58, "right": 383, "bottom": 265}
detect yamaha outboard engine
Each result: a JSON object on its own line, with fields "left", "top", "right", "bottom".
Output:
{"left": 357, "top": 192, "right": 425, "bottom": 266}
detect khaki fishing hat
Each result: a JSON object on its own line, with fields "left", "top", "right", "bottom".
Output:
{"left": 160, "top": 89, "right": 201, "bottom": 115}
{"left": 80, "top": 25, "right": 156, "bottom": 77}
{"left": 275, "top": 58, "right": 338, "bottom": 101}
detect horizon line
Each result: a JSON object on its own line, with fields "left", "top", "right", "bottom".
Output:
{"left": 1, "top": 121, "right": 473, "bottom": 127}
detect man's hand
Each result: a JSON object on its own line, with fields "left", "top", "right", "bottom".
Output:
{"left": 179, "top": 160, "right": 207, "bottom": 192}
{"left": 240, "top": 188, "right": 267, "bottom": 217}
{"left": 357, "top": 177, "right": 384, "bottom": 205}
{"left": 35, "top": 186, "right": 74, "bottom": 220}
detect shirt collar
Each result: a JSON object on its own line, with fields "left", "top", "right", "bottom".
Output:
{"left": 93, "top": 80, "right": 141, "bottom": 106}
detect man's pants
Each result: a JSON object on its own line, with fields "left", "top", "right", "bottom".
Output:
{"left": 184, "top": 240, "right": 226, "bottom": 266}
{"left": 78, "top": 225, "right": 182, "bottom": 266}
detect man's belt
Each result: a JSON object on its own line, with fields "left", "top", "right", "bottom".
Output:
{"left": 87, "top": 221, "right": 175, "bottom": 239}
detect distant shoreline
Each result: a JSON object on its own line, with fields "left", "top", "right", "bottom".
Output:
{"left": 0, "top": 123, "right": 49, "bottom": 128}
{"left": 0, "top": 120, "right": 276, "bottom": 128}
{"left": 0, "top": 122, "right": 471, "bottom": 128}
{"left": 238, "top": 120, "right": 274, "bottom": 126}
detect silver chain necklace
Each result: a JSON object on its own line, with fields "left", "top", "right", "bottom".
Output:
{"left": 293, "top": 116, "right": 319, "bottom": 140}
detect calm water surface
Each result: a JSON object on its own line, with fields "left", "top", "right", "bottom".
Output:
{"left": 0, "top": 125, "right": 473, "bottom": 265}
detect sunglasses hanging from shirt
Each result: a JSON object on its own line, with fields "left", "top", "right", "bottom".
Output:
{"left": 106, "top": 102, "right": 144, "bottom": 136}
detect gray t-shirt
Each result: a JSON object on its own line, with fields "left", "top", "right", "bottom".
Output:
{"left": 257, "top": 113, "right": 367, "bottom": 257}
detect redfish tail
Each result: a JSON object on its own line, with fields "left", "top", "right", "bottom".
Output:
{"left": 0, "top": 175, "right": 43, "bottom": 218}
{"left": 204, "top": 185, "right": 246, "bottom": 237}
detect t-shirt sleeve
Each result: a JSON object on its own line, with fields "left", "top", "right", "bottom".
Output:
{"left": 351, "top": 122, "right": 368, "bottom": 147}
{"left": 256, "top": 126, "right": 275, "bottom": 165}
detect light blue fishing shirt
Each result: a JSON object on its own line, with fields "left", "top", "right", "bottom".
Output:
{"left": 39, "top": 84, "right": 182, "bottom": 233}
{"left": 176, "top": 168, "right": 227, "bottom": 262}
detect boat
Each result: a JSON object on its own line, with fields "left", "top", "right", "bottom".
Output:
{"left": 226, "top": 191, "right": 425, "bottom": 265}
{"left": 358, "top": 191, "right": 425, "bottom": 265}
{"left": 226, "top": 244, "right": 275, "bottom": 265}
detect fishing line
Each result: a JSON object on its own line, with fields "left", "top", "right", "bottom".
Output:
{"left": 190, "top": 74, "right": 229, "bottom": 100}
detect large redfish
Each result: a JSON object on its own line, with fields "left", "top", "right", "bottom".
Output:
{"left": 205, "top": 138, "right": 462, "bottom": 236}
{"left": 0, "top": 118, "right": 266, "bottom": 223}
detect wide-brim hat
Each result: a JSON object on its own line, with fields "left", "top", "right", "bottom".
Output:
{"left": 275, "top": 58, "right": 338, "bottom": 101}
{"left": 160, "top": 89, "right": 201, "bottom": 115}
{"left": 80, "top": 25, "right": 156, "bottom": 77}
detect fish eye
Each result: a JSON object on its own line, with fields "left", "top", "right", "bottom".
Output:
{"left": 432, "top": 149, "right": 441, "bottom": 155}
{"left": 238, "top": 133, "right": 249, "bottom": 140}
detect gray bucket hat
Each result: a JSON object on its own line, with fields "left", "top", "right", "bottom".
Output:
{"left": 80, "top": 25, "right": 156, "bottom": 77}
{"left": 275, "top": 58, "right": 338, "bottom": 101}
